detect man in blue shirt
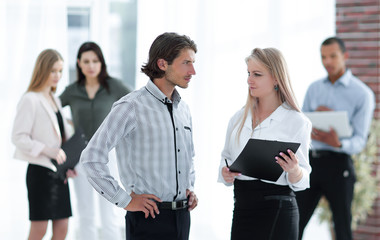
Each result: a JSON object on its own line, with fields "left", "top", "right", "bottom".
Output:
{"left": 296, "top": 37, "right": 375, "bottom": 240}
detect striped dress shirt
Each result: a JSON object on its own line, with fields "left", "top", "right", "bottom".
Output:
{"left": 80, "top": 80, "right": 195, "bottom": 208}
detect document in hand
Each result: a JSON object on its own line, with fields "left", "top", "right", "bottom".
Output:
{"left": 304, "top": 111, "right": 352, "bottom": 138}
{"left": 51, "top": 128, "right": 87, "bottom": 181}
{"left": 229, "top": 139, "right": 301, "bottom": 182}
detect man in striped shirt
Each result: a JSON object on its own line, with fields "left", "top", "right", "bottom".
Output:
{"left": 80, "top": 32, "right": 198, "bottom": 240}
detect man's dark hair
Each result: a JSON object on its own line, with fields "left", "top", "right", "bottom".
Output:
{"left": 321, "top": 37, "right": 346, "bottom": 53}
{"left": 141, "top": 32, "right": 197, "bottom": 81}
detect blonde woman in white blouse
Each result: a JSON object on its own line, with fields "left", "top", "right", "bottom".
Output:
{"left": 218, "top": 48, "right": 312, "bottom": 240}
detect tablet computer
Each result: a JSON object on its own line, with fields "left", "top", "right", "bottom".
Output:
{"left": 304, "top": 111, "right": 352, "bottom": 138}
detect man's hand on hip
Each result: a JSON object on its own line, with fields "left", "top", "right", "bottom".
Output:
{"left": 186, "top": 189, "right": 198, "bottom": 211}
{"left": 125, "top": 192, "right": 162, "bottom": 218}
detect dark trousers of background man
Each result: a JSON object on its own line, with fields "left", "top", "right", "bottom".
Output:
{"left": 125, "top": 208, "right": 190, "bottom": 240}
{"left": 296, "top": 151, "right": 356, "bottom": 240}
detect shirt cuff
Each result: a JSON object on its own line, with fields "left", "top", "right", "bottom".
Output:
{"left": 340, "top": 139, "right": 348, "bottom": 152}
{"left": 109, "top": 188, "right": 132, "bottom": 209}
{"left": 217, "top": 173, "right": 233, "bottom": 186}
{"left": 286, "top": 168, "right": 309, "bottom": 192}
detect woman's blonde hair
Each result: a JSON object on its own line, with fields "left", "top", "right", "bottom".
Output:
{"left": 236, "top": 48, "right": 300, "bottom": 140}
{"left": 27, "top": 49, "right": 63, "bottom": 93}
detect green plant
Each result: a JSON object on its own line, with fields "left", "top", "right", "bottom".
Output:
{"left": 317, "top": 119, "right": 380, "bottom": 230}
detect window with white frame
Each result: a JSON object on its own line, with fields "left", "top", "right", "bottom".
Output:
{"left": 66, "top": 0, "right": 137, "bottom": 89}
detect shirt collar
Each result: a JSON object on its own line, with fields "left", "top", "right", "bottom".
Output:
{"left": 79, "top": 82, "right": 104, "bottom": 93}
{"left": 145, "top": 80, "right": 181, "bottom": 106}
{"left": 323, "top": 69, "right": 352, "bottom": 87}
{"left": 244, "top": 103, "right": 289, "bottom": 130}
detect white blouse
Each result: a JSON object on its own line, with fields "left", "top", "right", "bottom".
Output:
{"left": 218, "top": 103, "right": 312, "bottom": 191}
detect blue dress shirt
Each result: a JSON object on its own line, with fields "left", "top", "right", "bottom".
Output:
{"left": 302, "top": 69, "right": 375, "bottom": 155}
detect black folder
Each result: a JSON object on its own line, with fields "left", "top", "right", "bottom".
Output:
{"left": 51, "top": 128, "right": 87, "bottom": 181}
{"left": 229, "top": 139, "right": 301, "bottom": 181}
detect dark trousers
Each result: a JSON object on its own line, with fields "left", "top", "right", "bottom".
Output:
{"left": 232, "top": 180, "right": 299, "bottom": 240}
{"left": 125, "top": 208, "right": 190, "bottom": 240}
{"left": 296, "top": 151, "right": 355, "bottom": 240}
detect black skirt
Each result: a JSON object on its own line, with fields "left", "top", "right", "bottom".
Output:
{"left": 231, "top": 180, "right": 299, "bottom": 240}
{"left": 26, "top": 164, "right": 72, "bottom": 221}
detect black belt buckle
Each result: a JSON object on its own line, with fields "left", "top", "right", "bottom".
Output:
{"left": 311, "top": 150, "right": 319, "bottom": 158}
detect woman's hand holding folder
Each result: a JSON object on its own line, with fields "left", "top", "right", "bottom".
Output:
{"left": 275, "top": 149, "right": 303, "bottom": 183}
{"left": 222, "top": 159, "right": 241, "bottom": 183}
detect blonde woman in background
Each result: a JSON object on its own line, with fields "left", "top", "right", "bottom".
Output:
{"left": 218, "top": 48, "right": 312, "bottom": 240}
{"left": 12, "top": 49, "right": 76, "bottom": 240}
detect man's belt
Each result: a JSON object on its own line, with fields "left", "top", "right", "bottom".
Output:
{"left": 310, "top": 150, "right": 348, "bottom": 159}
{"left": 158, "top": 199, "right": 188, "bottom": 210}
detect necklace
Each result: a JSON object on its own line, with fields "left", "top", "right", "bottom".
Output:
{"left": 253, "top": 117, "right": 260, "bottom": 128}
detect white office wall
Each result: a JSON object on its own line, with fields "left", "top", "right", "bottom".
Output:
{"left": 0, "top": 0, "right": 69, "bottom": 239}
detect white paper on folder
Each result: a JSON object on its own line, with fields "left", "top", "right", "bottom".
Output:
{"left": 304, "top": 111, "right": 353, "bottom": 138}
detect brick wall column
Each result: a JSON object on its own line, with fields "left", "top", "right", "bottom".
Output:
{"left": 336, "top": 0, "right": 380, "bottom": 239}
